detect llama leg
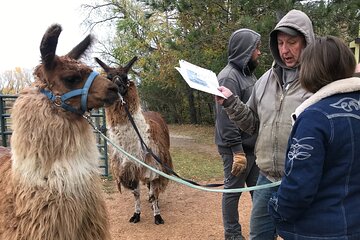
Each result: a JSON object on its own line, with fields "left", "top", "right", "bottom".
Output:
{"left": 129, "top": 185, "right": 141, "bottom": 223}
{"left": 149, "top": 181, "right": 164, "bottom": 225}
{"left": 147, "top": 182, "right": 154, "bottom": 202}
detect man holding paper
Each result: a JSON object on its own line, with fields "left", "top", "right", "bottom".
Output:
{"left": 216, "top": 10, "right": 315, "bottom": 239}
{"left": 215, "top": 28, "right": 261, "bottom": 240}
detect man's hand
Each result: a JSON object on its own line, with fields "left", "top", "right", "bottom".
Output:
{"left": 215, "top": 86, "right": 233, "bottom": 105}
{"left": 231, "top": 152, "right": 247, "bottom": 176}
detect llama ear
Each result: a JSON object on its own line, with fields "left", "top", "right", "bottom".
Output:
{"left": 94, "top": 57, "right": 110, "bottom": 73}
{"left": 66, "top": 34, "right": 94, "bottom": 60}
{"left": 40, "top": 24, "right": 62, "bottom": 70}
{"left": 124, "top": 56, "right": 138, "bottom": 72}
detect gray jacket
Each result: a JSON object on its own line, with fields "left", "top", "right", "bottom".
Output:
{"left": 215, "top": 28, "right": 261, "bottom": 155}
{"left": 223, "top": 10, "right": 315, "bottom": 180}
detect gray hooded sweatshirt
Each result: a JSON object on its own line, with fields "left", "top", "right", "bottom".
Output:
{"left": 215, "top": 28, "right": 261, "bottom": 155}
{"left": 223, "top": 10, "right": 315, "bottom": 181}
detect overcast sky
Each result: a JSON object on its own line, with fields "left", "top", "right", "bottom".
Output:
{"left": 0, "top": 0, "right": 107, "bottom": 72}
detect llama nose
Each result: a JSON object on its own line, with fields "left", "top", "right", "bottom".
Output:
{"left": 110, "top": 83, "right": 119, "bottom": 93}
{"left": 105, "top": 84, "right": 120, "bottom": 105}
{"left": 114, "top": 79, "right": 121, "bottom": 86}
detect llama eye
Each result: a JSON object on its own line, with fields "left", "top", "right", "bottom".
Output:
{"left": 63, "top": 75, "right": 81, "bottom": 84}
{"left": 107, "top": 74, "right": 113, "bottom": 80}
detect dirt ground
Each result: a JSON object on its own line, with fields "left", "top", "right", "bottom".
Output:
{"left": 104, "top": 134, "right": 253, "bottom": 240}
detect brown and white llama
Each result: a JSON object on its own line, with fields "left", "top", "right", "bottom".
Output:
{"left": 95, "top": 57, "right": 173, "bottom": 225}
{"left": 0, "top": 24, "right": 119, "bottom": 240}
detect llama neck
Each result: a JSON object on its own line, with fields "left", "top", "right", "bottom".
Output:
{"left": 107, "top": 107, "right": 150, "bottom": 158}
{"left": 106, "top": 83, "right": 141, "bottom": 121}
{"left": 10, "top": 89, "right": 99, "bottom": 191}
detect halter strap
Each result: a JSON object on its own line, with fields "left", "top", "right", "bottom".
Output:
{"left": 40, "top": 71, "right": 99, "bottom": 115}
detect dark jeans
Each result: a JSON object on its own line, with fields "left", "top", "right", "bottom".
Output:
{"left": 221, "top": 152, "right": 259, "bottom": 239}
{"left": 249, "top": 173, "right": 279, "bottom": 240}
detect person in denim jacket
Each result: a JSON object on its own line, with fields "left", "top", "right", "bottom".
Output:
{"left": 268, "top": 36, "right": 360, "bottom": 239}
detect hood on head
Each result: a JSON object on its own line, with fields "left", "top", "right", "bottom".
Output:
{"left": 269, "top": 9, "right": 315, "bottom": 69}
{"left": 228, "top": 28, "right": 261, "bottom": 74}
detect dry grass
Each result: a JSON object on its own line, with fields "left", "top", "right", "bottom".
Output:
{"left": 168, "top": 124, "right": 216, "bottom": 145}
{"left": 168, "top": 124, "right": 223, "bottom": 181}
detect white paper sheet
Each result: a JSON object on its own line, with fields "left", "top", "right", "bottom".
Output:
{"left": 175, "top": 60, "right": 227, "bottom": 98}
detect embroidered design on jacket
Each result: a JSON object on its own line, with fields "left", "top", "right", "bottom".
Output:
{"left": 285, "top": 137, "right": 314, "bottom": 176}
{"left": 330, "top": 97, "right": 360, "bottom": 112}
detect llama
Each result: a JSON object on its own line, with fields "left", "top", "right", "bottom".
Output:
{"left": 95, "top": 56, "right": 173, "bottom": 225}
{"left": 0, "top": 24, "right": 119, "bottom": 240}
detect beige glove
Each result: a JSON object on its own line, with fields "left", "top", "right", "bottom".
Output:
{"left": 231, "top": 152, "right": 247, "bottom": 176}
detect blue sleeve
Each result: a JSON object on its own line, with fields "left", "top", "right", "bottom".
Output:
{"left": 268, "top": 109, "right": 331, "bottom": 222}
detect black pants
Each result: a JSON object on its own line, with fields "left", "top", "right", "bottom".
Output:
{"left": 220, "top": 152, "right": 259, "bottom": 239}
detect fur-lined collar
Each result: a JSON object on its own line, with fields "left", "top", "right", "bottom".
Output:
{"left": 292, "top": 77, "right": 360, "bottom": 124}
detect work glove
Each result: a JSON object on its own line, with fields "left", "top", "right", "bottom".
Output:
{"left": 231, "top": 152, "right": 247, "bottom": 176}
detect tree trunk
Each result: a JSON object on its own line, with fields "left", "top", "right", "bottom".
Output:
{"left": 187, "top": 88, "right": 197, "bottom": 124}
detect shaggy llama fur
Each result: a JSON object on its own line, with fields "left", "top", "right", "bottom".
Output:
{"left": 0, "top": 24, "right": 119, "bottom": 240}
{"left": 95, "top": 57, "right": 173, "bottom": 225}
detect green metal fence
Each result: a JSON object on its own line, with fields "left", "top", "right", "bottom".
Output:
{"left": 0, "top": 94, "right": 110, "bottom": 177}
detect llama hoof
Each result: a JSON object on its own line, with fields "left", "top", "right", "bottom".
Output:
{"left": 154, "top": 214, "right": 164, "bottom": 225}
{"left": 129, "top": 212, "right": 141, "bottom": 223}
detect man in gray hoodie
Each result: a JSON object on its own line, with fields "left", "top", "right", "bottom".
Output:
{"left": 216, "top": 10, "right": 315, "bottom": 239}
{"left": 215, "top": 28, "right": 261, "bottom": 240}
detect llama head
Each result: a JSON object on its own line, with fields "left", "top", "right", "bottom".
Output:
{"left": 94, "top": 56, "right": 138, "bottom": 97}
{"left": 34, "top": 24, "right": 119, "bottom": 114}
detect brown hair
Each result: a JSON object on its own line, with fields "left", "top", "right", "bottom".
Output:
{"left": 300, "top": 36, "right": 356, "bottom": 93}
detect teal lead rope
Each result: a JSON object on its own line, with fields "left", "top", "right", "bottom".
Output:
{"left": 83, "top": 113, "right": 281, "bottom": 193}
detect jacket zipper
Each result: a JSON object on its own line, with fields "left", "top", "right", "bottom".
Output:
{"left": 272, "top": 76, "right": 292, "bottom": 175}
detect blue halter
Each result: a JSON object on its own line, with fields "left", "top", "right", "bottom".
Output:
{"left": 40, "top": 71, "right": 99, "bottom": 115}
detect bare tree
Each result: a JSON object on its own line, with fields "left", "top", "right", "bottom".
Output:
{"left": 0, "top": 67, "right": 34, "bottom": 94}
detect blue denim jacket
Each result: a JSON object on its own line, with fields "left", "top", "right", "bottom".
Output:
{"left": 268, "top": 78, "right": 360, "bottom": 239}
